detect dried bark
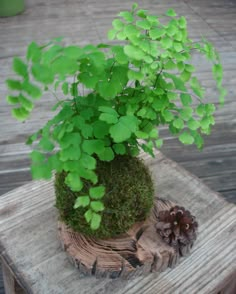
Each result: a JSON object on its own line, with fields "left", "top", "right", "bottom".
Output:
{"left": 58, "top": 198, "right": 197, "bottom": 278}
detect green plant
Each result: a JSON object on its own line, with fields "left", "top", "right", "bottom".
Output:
{"left": 6, "top": 4, "right": 226, "bottom": 231}
{"left": 55, "top": 155, "right": 154, "bottom": 237}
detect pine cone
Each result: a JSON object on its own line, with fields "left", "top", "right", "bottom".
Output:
{"left": 156, "top": 206, "right": 198, "bottom": 251}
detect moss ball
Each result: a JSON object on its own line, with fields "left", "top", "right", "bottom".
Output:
{"left": 55, "top": 155, "right": 154, "bottom": 239}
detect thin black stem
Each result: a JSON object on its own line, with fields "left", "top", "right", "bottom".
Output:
{"left": 73, "top": 75, "right": 80, "bottom": 114}
{"left": 171, "top": 90, "right": 202, "bottom": 103}
{"left": 154, "top": 68, "right": 163, "bottom": 88}
{"left": 49, "top": 89, "right": 63, "bottom": 106}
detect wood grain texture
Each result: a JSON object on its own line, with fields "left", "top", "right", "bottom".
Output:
{"left": 0, "top": 0, "right": 236, "bottom": 293}
{"left": 0, "top": 151, "right": 235, "bottom": 294}
{"left": 57, "top": 198, "right": 195, "bottom": 278}
{"left": 1, "top": 260, "right": 24, "bottom": 294}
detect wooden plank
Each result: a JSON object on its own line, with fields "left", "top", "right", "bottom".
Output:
{"left": 0, "top": 151, "right": 235, "bottom": 294}
{"left": 220, "top": 190, "right": 236, "bottom": 204}
{"left": 180, "top": 157, "right": 236, "bottom": 177}
{"left": 1, "top": 0, "right": 236, "bottom": 292}
{"left": 1, "top": 259, "right": 24, "bottom": 294}
{"left": 201, "top": 168, "right": 236, "bottom": 188}
{"left": 0, "top": 264, "right": 4, "bottom": 294}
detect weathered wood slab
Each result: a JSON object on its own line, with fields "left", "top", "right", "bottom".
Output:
{"left": 0, "top": 151, "right": 235, "bottom": 293}
{"left": 58, "top": 198, "right": 195, "bottom": 278}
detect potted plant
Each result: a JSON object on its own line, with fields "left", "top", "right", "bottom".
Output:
{"left": 0, "top": 0, "right": 25, "bottom": 17}
{"left": 6, "top": 4, "right": 226, "bottom": 276}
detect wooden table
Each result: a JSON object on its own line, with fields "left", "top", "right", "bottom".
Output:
{"left": 0, "top": 152, "right": 235, "bottom": 294}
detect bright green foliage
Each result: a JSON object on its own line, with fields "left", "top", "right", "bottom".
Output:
{"left": 72, "top": 185, "right": 105, "bottom": 229}
{"left": 6, "top": 4, "right": 226, "bottom": 231}
{"left": 109, "top": 115, "right": 138, "bottom": 142}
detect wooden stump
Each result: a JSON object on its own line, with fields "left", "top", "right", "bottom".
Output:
{"left": 58, "top": 198, "right": 196, "bottom": 278}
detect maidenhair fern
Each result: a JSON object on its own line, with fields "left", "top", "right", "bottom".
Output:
{"left": 6, "top": 4, "right": 226, "bottom": 229}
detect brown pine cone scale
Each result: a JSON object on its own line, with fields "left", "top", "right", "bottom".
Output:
{"left": 156, "top": 205, "right": 198, "bottom": 252}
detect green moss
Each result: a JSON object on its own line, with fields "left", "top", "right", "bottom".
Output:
{"left": 55, "top": 155, "right": 154, "bottom": 239}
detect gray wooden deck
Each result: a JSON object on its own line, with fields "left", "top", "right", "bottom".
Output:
{"left": 0, "top": 0, "right": 235, "bottom": 293}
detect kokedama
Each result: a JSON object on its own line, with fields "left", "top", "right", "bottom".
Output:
{"left": 6, "top": 4, "right": 225, "bottom": 242}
